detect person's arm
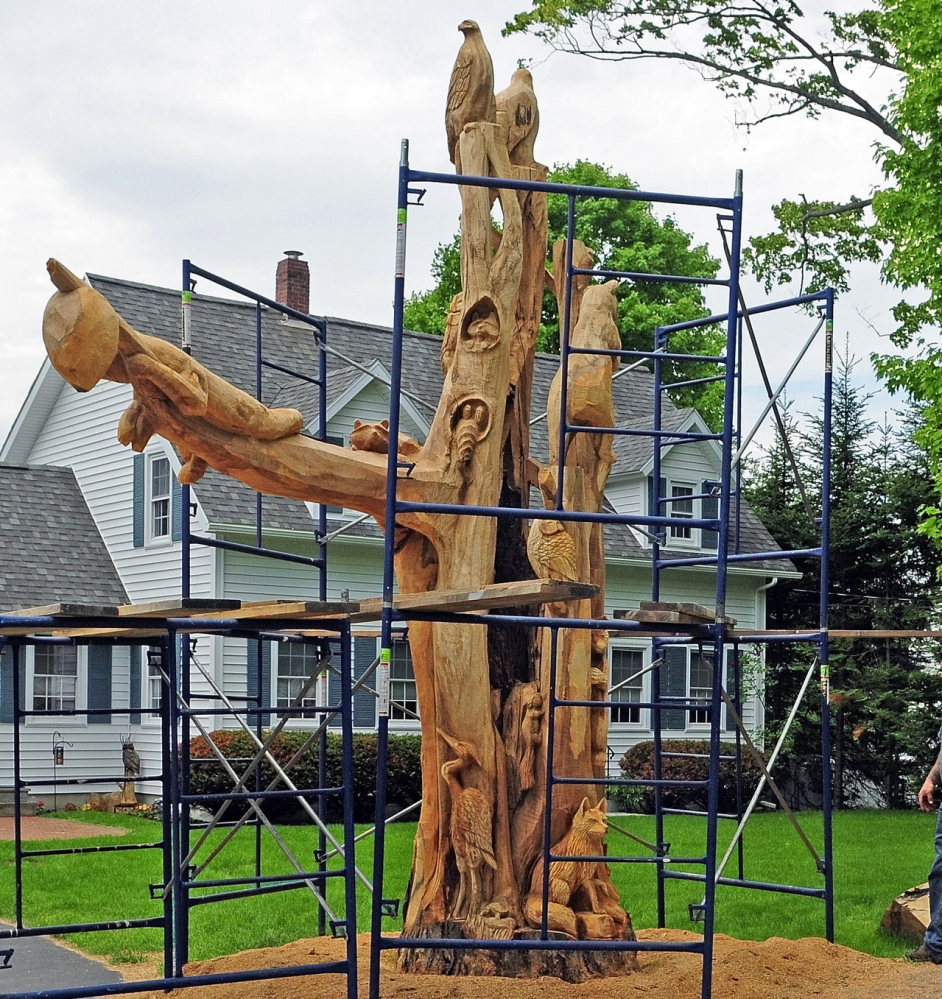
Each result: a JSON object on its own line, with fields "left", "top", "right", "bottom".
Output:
{"left": 919, "top": 752, "right": 942, "bottom": 812}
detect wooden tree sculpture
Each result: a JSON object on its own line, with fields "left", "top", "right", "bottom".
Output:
{"left": 40, "top": 20, "right": 638, "bottom": 981}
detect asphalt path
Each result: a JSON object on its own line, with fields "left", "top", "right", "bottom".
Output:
{"left": 0, "top": 923, "right": 124, "bottom": 996}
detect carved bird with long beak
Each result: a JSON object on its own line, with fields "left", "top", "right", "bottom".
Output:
{"left": 437, "top": 728, "right": 497, "bottom": 920}
{"left": 446, "top": 19, "right": 495, "bottom": 172}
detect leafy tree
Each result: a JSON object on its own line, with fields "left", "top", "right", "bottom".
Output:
{"left": 405, "top": 161, "right": 725, "bottom": 423}
{"left": 403, "top": 235, "right": 461, "bottom": 338}
{"left": 505, "top": 1, "right": 901, "bottom": 295}
{"left": 506, "top": 0, "right": 942, "bottom": 544}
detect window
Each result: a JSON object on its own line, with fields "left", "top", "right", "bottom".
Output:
{"left": 150, "top": 456, "right": 171, "bottom": 539}
{"left": 389, "top": 639, "right": 417, "bottom": 720}
{"left": 610, "top": 648, "right": 644, "bottom": 724}
{"left": 276, "top": 644, "right": 322, "bottom": 719}
{"left": 647, "top": 476, "right": 719, "bottom": 549}
{"left": 688, "top": 651, "right": 714, "bottom": 724}
{"left": 669, "top": 484, "right": 694, "bottom": 539}
{"left": 33, "top": 647, "right": 77, "bottom": 712}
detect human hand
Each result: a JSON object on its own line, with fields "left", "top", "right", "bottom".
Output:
{"left": 919, "top": 777, "right": 937, "bottom": 813}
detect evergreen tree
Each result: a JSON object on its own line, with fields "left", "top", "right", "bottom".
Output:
{"left": 747, "top": 350, "right": 942, "bottom": 807}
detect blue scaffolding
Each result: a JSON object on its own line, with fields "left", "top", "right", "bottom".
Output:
{"left": 0, "top": 146, "right": 834, "bottom": 999}
{"left": 0, "top": 266, "right": 361, "bottom": 998}
{"left": 367, "top": 140, "right": 834, "bottom": 999}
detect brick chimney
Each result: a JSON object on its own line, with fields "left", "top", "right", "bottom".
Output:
{"left": 275, "top": 250, "right": 310, "bottom": 314}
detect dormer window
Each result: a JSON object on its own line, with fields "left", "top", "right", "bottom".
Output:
{"left": 669, "top": 484, "right": 695, "bottom": 539}
{"left": 646, "top": 476, "right": 720, "bottom": 550}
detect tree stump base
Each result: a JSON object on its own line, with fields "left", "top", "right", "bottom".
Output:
{"left": 398, "top": 923, "right": 640, "bottom": 982}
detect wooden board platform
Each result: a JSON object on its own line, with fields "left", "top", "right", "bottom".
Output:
{"left": 3, "top": 602, "right": 120, "bottom": 618}
{"left": 0, "top": 580, "right": 597, "bottom": 638}
{"left": 615, "top": 602, "right": 737, "bottom": 627}
{"left": 351, "top": 579, "right": 598, "bottom": 622}
{"left": 116, "top": 598, "right": 242, "bottom": 618}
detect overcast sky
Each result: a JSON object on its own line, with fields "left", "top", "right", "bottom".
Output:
{"left": 0, "top": 1, "right": 904, "bottom": 447}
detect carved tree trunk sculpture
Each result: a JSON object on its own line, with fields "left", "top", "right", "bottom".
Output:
{"left": 41, "top": 21, "right": 638, "bottom": 981}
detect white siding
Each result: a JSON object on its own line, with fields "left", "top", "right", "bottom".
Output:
{"left": 604, "top": 563, "right": 767, "bottom": 762}
{"left": 660, "top": 438, "right": 720, "bottom": 487}
{"left": 16, "top": 378, "right": 215, "bottom": 794}
{"left": 330, "top": 381, "right": 426, "bottom": 445}
{"left": 26, "top": 379, "right": 214, "bottom": 602}
{"left": 604, "top": 475, "right": 644, "bottom": 516}
{"left": 0, "top": 644, "right": 169, "bottom": 796}
{"left": 7, "top": 362, "right": 774, "bottom": 793}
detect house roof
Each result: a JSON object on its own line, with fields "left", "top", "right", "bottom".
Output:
{"left": 0, "top": 463, "right": 128, "bottom": 612}
{"left": 80, "top": 274, "right": 788, "bottom": 572}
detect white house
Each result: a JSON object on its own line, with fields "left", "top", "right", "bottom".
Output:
{"left": 0, "top": 257, "right": 795, "bottom": 801}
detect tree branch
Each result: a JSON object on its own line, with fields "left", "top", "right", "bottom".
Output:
{"left": 801, "top": 198, "right": 874, "bottom": 223}
{"left": 516, "top": 1, "right": 904, "bottom": 145}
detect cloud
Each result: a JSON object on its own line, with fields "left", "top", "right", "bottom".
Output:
{"left": 0, "top": 0, "right": 903, "bottom": 446}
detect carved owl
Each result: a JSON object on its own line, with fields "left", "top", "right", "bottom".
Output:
{"left": 527, "top": 518, "right": 578, "bottom": 582}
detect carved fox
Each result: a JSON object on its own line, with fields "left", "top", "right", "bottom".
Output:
{"left": 523, "top": 796, "right": 609, "bottom": 938}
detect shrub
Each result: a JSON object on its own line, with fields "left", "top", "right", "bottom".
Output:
{"left": 618, "top": 739, "right": 765, "bottom": 814}
{"left": 188, "top": 731, "right": 422, "bottom": 823}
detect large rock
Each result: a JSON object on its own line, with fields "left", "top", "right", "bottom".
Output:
{"left": 881, "top": 883, "right": 929, "bottom": 943}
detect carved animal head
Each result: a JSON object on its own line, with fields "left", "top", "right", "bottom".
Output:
{"left": 511, "top": 67, "right": 534, "bottom": 89}
{"left": 437, "top": 727, "right": 483, "bottom": 772}
{"left": 43, "top": 259, "right": 120, "bottom": 392}
{"left": 460, "top": 296, "right": 500, "bottom": 351}
{"left": 458, "top": 19, "right": 481, "bottom": 35}
{"left": 572, "top": 796, "right": 608, "bottom": 842}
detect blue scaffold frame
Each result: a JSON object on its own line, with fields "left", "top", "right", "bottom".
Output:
{"left": 0, "top": 263, "right": 361, "bottom": 998}
{"left": 367, "top": 139, "right": 834, "bottom": 999}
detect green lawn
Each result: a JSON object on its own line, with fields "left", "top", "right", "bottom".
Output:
{"left": 0, "top": 808, "right": 934, "bottom": 968}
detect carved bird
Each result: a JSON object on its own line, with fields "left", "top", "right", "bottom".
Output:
{"left": 446, "top": 20, "right": 495, "bottom": 172}
{"left": 496, "top": 67, "right": 539, "bottom": 166}
{"left": 121, "top": 739, "right": 141, "bottom": 778}
{"left": 527, "top": 519, "right": 578, "bottom": 582}
{"left": 437, "top": 728, "right": 497, "bottom": 920}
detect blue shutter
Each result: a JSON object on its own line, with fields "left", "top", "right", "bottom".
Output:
{"left": 702, "top": 480, "right": 719, "bottom": 550}
{"left": 132, "top": 454, "right": 145, "bottom": 548}
{"left": 129, "top": 646, "right": 142, "bottom": 725}
{"left": 661, "top": 647, "right": 688, "bottom": 731}
{"left": 87, "top": 646, "right": 113, "bottom": 725}
{"left": 725, "top": 649, "right": 739, "bottom": 733}
{"left": 353, "top": 637, "right": 377, "bottom": 729}
{"left": 328, "top": 651, "right": 341, "bottom": 729}
{"left": 172, "top": 477, "right": 183, "bottom": 543}
{"left": 0, "top": 648, "right": 24, "bottom": 724}
{"left": 247, "top": 640, "right": 272, "bottom": 726}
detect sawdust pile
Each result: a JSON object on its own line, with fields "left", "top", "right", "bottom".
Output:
{"left": 118, "top": 928, "right": 942, "bottom": 999}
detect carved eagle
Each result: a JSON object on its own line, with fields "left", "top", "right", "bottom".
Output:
{"left": 446, "top": 19, "right": 495, "bottom": 172}
{"left": 496, "top": 67, "right": 539, "bottom": 166}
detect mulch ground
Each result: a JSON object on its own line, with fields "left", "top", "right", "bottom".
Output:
{"left": 0, "top": 816, "right": 127, "bottom": 840}
{"left": 114, "top": 929, "right": 942, "bottom": 999}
